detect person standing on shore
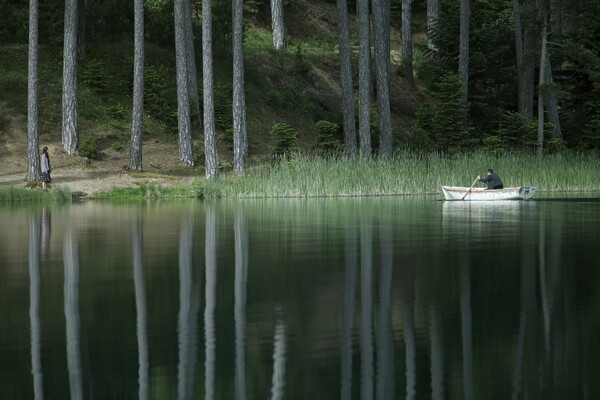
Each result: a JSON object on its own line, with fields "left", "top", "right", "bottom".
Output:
{"left": 41, "top": 146, "right": 52, "bottom": 191}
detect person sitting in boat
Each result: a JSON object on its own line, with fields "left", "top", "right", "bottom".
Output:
{"left": 477, "top": 169, "right": 504, "bottom": 190}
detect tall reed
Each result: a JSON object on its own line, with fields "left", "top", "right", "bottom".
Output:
{"left": 0, "top": 186, "right": 71, "bottom": 202}
{"left": 195, "top": 150, "right": 600, "bottom": 198}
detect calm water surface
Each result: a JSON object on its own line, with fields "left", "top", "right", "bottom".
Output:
{"left": 1, "top": 195, "right": 599, "bottom": 399}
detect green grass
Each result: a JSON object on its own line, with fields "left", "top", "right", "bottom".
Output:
{"left": 0, "top": 186, "right": 71, "bottom": 202}
{"left": 3, "top": 151, "right": 599, "bottom": 202}
{"left": 187, "top": 150, "right": 600, "bottom": 199}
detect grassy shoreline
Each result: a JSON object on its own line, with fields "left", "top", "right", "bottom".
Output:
{"left": 3, "top": 151, "right": 600, "bottom": 201}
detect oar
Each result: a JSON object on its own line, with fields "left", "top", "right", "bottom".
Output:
{"left": 461, "top": 177, "right": 479, "bottom": 200}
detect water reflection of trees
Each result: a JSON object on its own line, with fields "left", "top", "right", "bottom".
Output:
{"left": 29, "top": 214, "right": 43, "bottom": 400}
{"left": 131, "top": 216, "right": 148, "bottom": 400}
{"left": 17, "top": 199, "right": 600, "bottom": 398}
{"left": 64, "top": 225, "right": 83, "bottom": 400}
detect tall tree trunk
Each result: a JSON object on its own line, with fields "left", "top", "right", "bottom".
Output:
{"left": 271, "top": 0, "right": 285, "bottom": 50}
{"left": 520, "top": 0, "right": 538, "bottom": 120}
{"left": 129, "top": 0, "right": 144, "bottom": 171}
{"left": 458, "top": 0, "right": 470, "bottom": 103}
{"left": 62, "top": 0, "right": 79, "bottom": 155}
{"left": 27, "top": 0, "right": 41, "bottom": 182}
{"left": 335, "top": 0, "right": 357, "bottom": 155}
{"left": 174, "top": 0, "right": 194, "bottom": 165}
{"left": 357, "top": 0, "right": 371, "bottom": 158}
{"left": 550, "top": 0, "right": 563, "bottom": 45}
{"left": 373, "top": 0, "right": 393, "bottom": 157}
{"left": 537, "top": 11, "right": 548, "bottom": 156}
{"left": 203, "top": 0, "right": 218, "bottom": 178}
{"left": 184, "top": 0, "right": 202, "bottom": 128}
{"left": 427, "top": 0, "right": 440, "bottom": 50}
{"left": 544, "top": 53, "right": 562, "bottom": 139}
{"left": 401, "top": 0, "right": 414, "bottom": 86}
{"left": 233, "top": 0, "right": 247, "bottom": 175}
{"left": 77, "top": 0, "right": 86, "bottom": 60}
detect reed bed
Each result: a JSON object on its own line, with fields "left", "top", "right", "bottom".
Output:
{"left": 0, "top": 186, "right": 71, "bottom": 202}
{"left": 196, "top": 150, "right": 600, "bottom": 198}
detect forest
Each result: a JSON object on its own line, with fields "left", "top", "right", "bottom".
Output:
{"left": 0, "top": 0, "right": 599, "bottom": 181}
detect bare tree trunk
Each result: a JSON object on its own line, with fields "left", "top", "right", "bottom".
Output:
{"left": 427, "top": 0, "right": 440, "bottom": 50}
{"left": 129, "top": 0, "right": 144, "bottom": 171}
{"left": 458, "top": 0, "right": 470, "bottom": 103}
{"left": 336, "top": 0, "right": 357, "bottom": 155}
{"left": 174, "top": 0, "right": 194, "bottom": 165}
{"left": 203, "top": 0, "right": 218, "bottom": 178}
{"left": 520, "top": 0, "right": 538, "bottom": 120}
{"left": 401, "top": 0, "right": 414, "bottom": 86}
{"left": 373, "top": 0, "right": 393, "bottom": 157}
{"left": 62, "top": 0, "right": 79, "bottom": 155}
{"left": 357, "top": 0, "right": 371, "bottom": 158}
{"left": 271, "top": 0, "right": 285, "bottom": 50}
{"left": 77, "top": 0, "right": 86, "bottom": 60}
{"left": 233, "top": 0, "right": 247, "bottom": 175}
{"left": 544, "top": 53, "right": 562, "bottom": 139}
{"left": 537, "top": 12, "right": 548, "bottom": 156}
{"left": 27, "top": 0, "right": 41, "bottom": 182}
{"left": 184, "top": 0, "right": 201, "bottom": 128}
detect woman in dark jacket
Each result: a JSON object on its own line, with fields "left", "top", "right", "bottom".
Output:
{"left": 477, "top": 168, "right": 503, "bottom": 189}
{"left": 41, "top": 146, "right": 52, "bottom": 190}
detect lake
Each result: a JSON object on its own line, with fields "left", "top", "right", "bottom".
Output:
{"left": 1, "top": 194, "right": 599, "bottom": 399}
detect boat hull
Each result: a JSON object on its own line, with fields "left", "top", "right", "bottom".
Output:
{"left": 441, "top": 186, "right": 536, "bottom": 201}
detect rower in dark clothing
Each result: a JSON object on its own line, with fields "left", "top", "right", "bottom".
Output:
{"left": 477, "top": 169, "right": 504, "bottom": 189}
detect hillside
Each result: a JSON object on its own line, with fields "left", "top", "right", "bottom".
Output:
{"left": 0, "top": 0, "right": 425, "bottom": 196}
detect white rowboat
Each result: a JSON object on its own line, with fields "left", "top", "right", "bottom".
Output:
{"left": 441, "top": 186, "right": 536, "bottom": 201}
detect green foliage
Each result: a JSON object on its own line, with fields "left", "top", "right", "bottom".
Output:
{"left": 111, "top": 142, "right": 124, "bottom": 152}
{"left": 314, "top": 120, "right": 342, "bottom": 154}
{"left": 293, "top": 44, "right": 312, "bottom": 75}
{"left": 108, "top": 103, "right": 127, "bottom": 121}
{"left": 492, "top": 111, "right": 537, "bottom": 149}
{"left": 78, "top": 138, "right": 99, "bottom": 159}
{"left": 406, "top": 125, "right": 435, "bottom": 152}
{"left": 270, "top": 122, "right": 298, "bottom": 156}
{"left": 0, "top": 185, "right": 71, "bottom": 202}
{"left": 580, "top": 115, "right": 600, "bottom": 150}
{"left": 81, "top": 58, "right": 107, "bottom": 92}
{"left": 481, "top": 135, "right": 505, "bottom": 156}
{"left": 415, "top": 73, "right": 473, "bottom": 152}
{"left": 214, "top": 84, "right": 233, "bottom": 131}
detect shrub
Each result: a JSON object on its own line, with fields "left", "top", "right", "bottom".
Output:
{"left": 78, "top": 138, "right": 99, "bottom": 159}
{"left": 493, "top": 111, "right": 537, "bottom": 149}
{"left": 314, "top": 120, "right": 341, "bottom": 154}
{"left": 270, "top": 122, "right": 298, "bottom": 156}
{"left": 81, "top": 58, "right": 107, "bottom": 92}
{"left": 111, "top": 142, "right": 124, "bottom": 152}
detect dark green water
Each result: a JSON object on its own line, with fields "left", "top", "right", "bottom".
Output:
{"left": 1, "top": 195, "right": 599, "bottom": 399}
